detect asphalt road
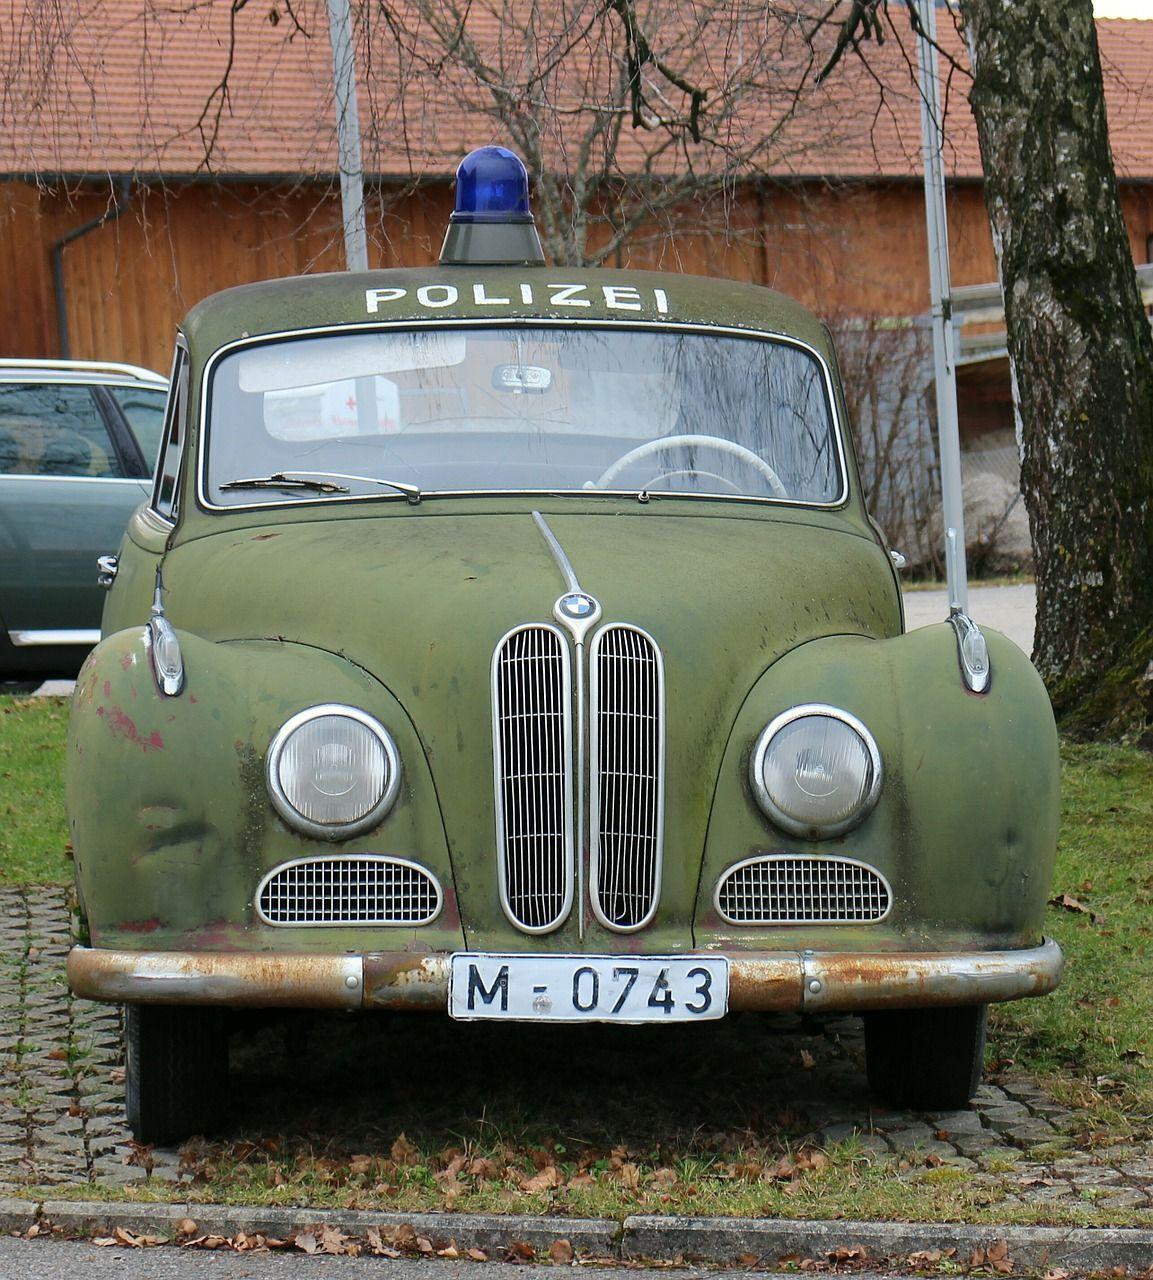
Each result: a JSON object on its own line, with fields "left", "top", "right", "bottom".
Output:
{"left": 0, "top": 1240, "right": 899, "bottom": 1279}
{"left": 901, "top": 583, "right": 1035, "bottom": 656}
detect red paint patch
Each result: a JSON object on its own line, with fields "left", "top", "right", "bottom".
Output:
{"left": 100, "top": 706, "right": 165, "bottom": 751}
{"left": 120, "top": 917, "right": 162, "bottom": 934}
{"left": 251, "top": 532, "right": 280, "bottom": 541}
{"left": 188, "top": 695, "right": 198, "bottom": 704}
{"left": 103, "top": 680, "right": 112, "bottom": 698}
{"left": 119, "top": 652, "right": 134, "bottom": 671}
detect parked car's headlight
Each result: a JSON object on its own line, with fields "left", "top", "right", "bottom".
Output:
{"left": 750, "top": 704, "right": 881, "bottom": 838}
{"left": 266, "top": 705, "right": 401, "bottom": 839}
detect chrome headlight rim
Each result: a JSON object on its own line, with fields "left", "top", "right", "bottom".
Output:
{"left": 266, "top": 703, "right": 402, "bottom": 841}
{"left": 750, "top": 702, "right": 883, "bottom": 839}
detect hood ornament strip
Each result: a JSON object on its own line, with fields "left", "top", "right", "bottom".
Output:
{"left": 531, "top": 511, "right": 602, "bottom": 642}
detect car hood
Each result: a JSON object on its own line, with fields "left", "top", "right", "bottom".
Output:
{"left": 162, "top": 508, "right": 900, "bottom": 947}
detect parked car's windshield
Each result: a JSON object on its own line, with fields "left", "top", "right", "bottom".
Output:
{"left": 204, "top": 326, "right": 842, "bottom": 505}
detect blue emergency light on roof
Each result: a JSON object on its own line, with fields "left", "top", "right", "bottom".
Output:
{"left": 452, "top": 146, "right": 532, "bottom": 223}
{"left": 439, "top": 146, "right": 546, "bottom": 267}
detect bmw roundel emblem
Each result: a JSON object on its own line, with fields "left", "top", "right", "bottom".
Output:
{"left": 559, "top": 593, "right": 596, "bottom": 619}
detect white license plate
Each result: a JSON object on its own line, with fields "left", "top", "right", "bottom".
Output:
{"left": 448, "top": 953, "right": 729, "bottom": 1023}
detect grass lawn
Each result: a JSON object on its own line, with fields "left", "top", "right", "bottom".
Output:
{"left": 0, "top": 695, "right": 71, "bottom": 885}
{"left": 4, "top": 693, "right": 1152, "bottom": 1221}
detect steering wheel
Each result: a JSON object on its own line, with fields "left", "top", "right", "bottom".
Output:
{"left": 588, "top": 434, "right": 789, "bottom": 498}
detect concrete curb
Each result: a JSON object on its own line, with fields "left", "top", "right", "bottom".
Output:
{"left": 623, "top": 1215, "right": 1153, "bottom": 1272}
{"left": 31, "top": 1202, "right": 619, "bottom": 1255}
{"left": 5, "top": 1201, "right": 1153, "bottom": 1271}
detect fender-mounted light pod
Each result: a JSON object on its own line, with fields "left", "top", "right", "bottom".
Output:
{"left": 439, "top": 146, "right": 546, "bottom": 267}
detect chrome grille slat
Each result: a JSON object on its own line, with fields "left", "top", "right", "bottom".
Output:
{"left": 256, "top": 856, "right": 442, "bottom": 927}
{"left": 715, "top": 855, "right": 891, "bottom": 925}
{"left": 492, "top": 624, "right": 573, "bottom": 933}
{"left": 590, "top": 625, "right": 664, "bottom": 932}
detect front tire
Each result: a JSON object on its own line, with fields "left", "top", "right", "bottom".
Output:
{"left": 124, "top": 1005, "right": 227, "bottom": 1144}
{"left": 864, "top": 1004, "right": 987, "bottom": 1110}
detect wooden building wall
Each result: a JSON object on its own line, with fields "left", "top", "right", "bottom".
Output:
{"left": 2, "top": 176, "right": 1152, "bottom": 375}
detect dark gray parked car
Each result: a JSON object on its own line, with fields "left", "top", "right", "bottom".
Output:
{"left": 0, "top": 359, "right": 168, "bottom": 690}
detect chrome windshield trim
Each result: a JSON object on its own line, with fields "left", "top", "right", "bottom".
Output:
{"left": 8, "top": 629, "right": 100, "bottom": 647}
{"left": 195, "top": 318, "right": 850, "bottom": 516}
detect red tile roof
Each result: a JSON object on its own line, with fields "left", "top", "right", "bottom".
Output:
{"left": 1, "top": 4, "right": 1150, "bottom": 182}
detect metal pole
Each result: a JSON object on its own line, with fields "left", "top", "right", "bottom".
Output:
{"left": 915, "top": 0, "right": 968, "bottom": 614}
{"left": 326, "top": 0, "right": 369, "bottom": 273}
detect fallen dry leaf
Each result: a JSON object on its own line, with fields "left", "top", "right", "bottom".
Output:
{"left": 549, "top": 1238, "right": 575, "bottom": 1265}
{"left": 799, "top": 1049, "right": 817, "bottom": 1069}
{"left": 319, "top": 1225, "right": 349, "bottom": 1255}
{"left": 618, "top": 1162, "right": 642, "bottom": 1191}
{"left": 467, "top": 1246, "right": 490, "bottom": 1261}
{"left": 176, "top": 1218, "right": 198, "bottom": 1237}
{"left": 1049, "top": 892, "right": 1106, "bottom": 924}
{"left": 522, "top": 1165, "right": 562, "bottom": 1193}
{"left": 506, "top": 1240, "right": 537, "bottom": 1263}
{"left": 295, "top": 1231, "right": 319, "bottom": 1255}
{"left": 391, "top": 1132, "right": 419, "bottom": 1165}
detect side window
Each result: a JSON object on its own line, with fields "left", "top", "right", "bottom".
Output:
{"left": 0, "top": 384, "right": 126, "bottom": 478}
{"left": 108, "top": 386, "right": 168, "bottom": 469}
{"left": 151, "top": 342, "right": 189, "bottom": 520}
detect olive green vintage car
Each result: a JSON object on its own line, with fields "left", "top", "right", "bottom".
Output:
{"left": 66, "top": 149, "right": 1061, "bottom": 1143}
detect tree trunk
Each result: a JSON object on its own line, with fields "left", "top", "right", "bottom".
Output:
{"left": 959, "top": 0, "right": 1153, "bottom": 742}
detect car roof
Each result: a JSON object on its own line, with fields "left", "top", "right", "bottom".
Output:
{"left": 181, "top": 266, "right": 834, "bottom": 363}
{"left": 0, "top": 359, "right": 168, "bottom": 387}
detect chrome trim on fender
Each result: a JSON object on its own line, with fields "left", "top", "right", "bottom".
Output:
{"left": 750, "top": 703, "right": 883, "bottom": 839}
{"left": 67, "top": 938, "right": 1062, "bottom": 1012}
{"left": 7, "top": 629, "right": 100, "bottom": 647}
{"left": 949, "top": 609, "right": 991, "bottom": 694}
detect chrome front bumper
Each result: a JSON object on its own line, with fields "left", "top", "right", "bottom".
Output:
{"left": 68, "top": 939, "right": 1063, "bottom": 1012}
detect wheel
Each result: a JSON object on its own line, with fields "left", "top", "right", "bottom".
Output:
{"left": 864, "top": 1004, "right": 987, "bottom": 1111}
{"left": 124, "top": 1005, "right": 227, "bottom": 1144}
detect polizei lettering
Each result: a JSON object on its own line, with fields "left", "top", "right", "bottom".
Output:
{"left": 365, "top": 283, "right": 671, "bottom": 316}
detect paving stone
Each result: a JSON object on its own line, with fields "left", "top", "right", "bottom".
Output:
{"left": 1096, "top": 1189, "right": 1149, "bottom": 1209}
{"left": 1004, "top": 1122, "right": 1060, "bottom": 1146}
{"left": 1119, "top": 1160, "right": 1153, "bottom": 1179}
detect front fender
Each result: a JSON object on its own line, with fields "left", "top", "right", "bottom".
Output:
{"left": 696, "top": 624, "right": 1059, "bottom": 952}
{"left": 67, "top": 628, "right": 463, "bottom": 954}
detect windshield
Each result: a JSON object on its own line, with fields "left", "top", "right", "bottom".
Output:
{"left": 204, "top": 326, "right": 843, "bottom": 506}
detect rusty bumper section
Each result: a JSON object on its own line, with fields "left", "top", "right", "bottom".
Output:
{"left": 68, "top": 939, "right": 1062, "bottom": 1011}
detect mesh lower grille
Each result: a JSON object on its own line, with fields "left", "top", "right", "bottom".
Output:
{"left": 257, "top": 856, "right": 442, "bottom": 926}
{"left": 493, "top": 625, "right": 573, "bottom": 932}
{"left": 716, "top": 856, "right": 891, "bottom": 925}
{"left": 591, "top": 625, "right": 664, "bottom": 930}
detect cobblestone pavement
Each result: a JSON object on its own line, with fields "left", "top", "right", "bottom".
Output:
{"left": 3, "top": 885, "right": 1153, "bottom": 1215}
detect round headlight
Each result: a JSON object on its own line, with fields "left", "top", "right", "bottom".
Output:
{"left": 266, "top": 705, "right": 401, "bottom": 839}
{"left": 750, "top": 705, "right": 881, "bottom": 838}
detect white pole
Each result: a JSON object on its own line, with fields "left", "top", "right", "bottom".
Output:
{"left": 915, "top": 0, "right": 968, "bottom": 614}
{"left": 326, "top": 0, "right": 369, "bottom": 273}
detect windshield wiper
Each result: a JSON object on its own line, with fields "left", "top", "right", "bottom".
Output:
{"left": 219, "top": 471, "right": 422, "bottom": 504}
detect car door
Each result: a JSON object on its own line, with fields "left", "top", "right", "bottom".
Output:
{"left": 0, "top": 381, "right": 152, "bottom": 643}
